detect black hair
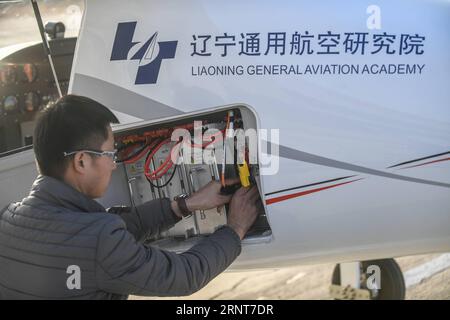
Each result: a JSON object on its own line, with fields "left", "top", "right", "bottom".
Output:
{"left": 33, "top": 94, "right": 119, "bottom": 180}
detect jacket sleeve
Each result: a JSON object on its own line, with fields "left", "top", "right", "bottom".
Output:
{"left": 95, "top": 216, "right": 242, "bottom": 297}
{"left": 107, "top": 198, "right": 181, "bottom": 242}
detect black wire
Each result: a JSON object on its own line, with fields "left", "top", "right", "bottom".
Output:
{"left": 143, "top": 141, "right": 178, "bottom": 189}
{"left": 117, "top": 137, "right": 165, "bottom": 164}
{"left": 116, "top": 142, "right": 148, "bottom": 163}
{"left": 117, "top": 141, "right": 142, "bottom": 152}
{"left": 146, "top": 165, "right": 177, "bottom": 189}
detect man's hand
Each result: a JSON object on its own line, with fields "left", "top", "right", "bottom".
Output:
{"left": 227, "top": 186, "right": 262, "bottom": 240}
{"left": 185, "top": 179, "right": 239, "bottom": 211}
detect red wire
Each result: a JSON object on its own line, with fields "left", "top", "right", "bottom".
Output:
{"left": 149, "top": 144, "right": 176, "bottom": 176}
{"left": 146, "top": 142, "right": 182, "bottom": 180}
{"left": 189, "top": 129, "right": 225, "bottom": 148}
{"left": 141, "top": 124, "right": 228, "bottom": 181}
{"left": 144, "top": 138, "right": 170, "bottom": 178}
{"left": 145, "top": 139, "right": 182, "bottom": 180}
{"left": 147, "top": 161, "right": 173, "bottom": 180}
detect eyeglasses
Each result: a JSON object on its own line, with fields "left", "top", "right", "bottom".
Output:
{"left": 63, "top": 149, "right": 118, "bottom": 163}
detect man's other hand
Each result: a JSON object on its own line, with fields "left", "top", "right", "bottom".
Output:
{"left": 186, "top": 179, "right": 239, "bottom": 211}
{"left": 227, "top": 186, "right": 261, "bottom": 240}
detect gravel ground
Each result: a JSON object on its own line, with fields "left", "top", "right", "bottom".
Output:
{"left": 130, "top": 254, "right": 450, "bottom": 300}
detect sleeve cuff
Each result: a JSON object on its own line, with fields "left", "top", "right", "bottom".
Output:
{"left": 216, "top": 225, "right": 242, "bottom": 253}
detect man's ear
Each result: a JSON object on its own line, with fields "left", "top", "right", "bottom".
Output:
{"left": 73, "top": 152, "right": 87, "bottom": 174}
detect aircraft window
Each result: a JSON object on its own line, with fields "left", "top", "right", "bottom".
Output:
{"left": 0, "top": 0, "right": 84, "bottom": 156}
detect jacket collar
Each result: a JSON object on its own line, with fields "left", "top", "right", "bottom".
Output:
{"left": 24, "top": 175, "right": 106, "bottom": 213}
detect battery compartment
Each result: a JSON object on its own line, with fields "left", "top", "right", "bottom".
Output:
{"left": 111, "top": 105, "right": 272, "bottom": 251}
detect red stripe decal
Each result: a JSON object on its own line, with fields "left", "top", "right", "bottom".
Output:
{"left": 265, "top": 178, "right": 363, "bottom": 205}
{"left": 402, "top": 157, "right": 450, "bottom": 169}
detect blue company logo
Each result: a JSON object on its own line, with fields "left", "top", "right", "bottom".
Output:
{"left": 110, "top": 22, "right": 177, "bottom": 84}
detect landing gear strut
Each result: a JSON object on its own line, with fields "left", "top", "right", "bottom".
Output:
{"left": 330, "top": 259, "right": 406, "bottom": 300}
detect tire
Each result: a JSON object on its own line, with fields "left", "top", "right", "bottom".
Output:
{"left": 331, "top": 259, "right": 406, "bottom": 300}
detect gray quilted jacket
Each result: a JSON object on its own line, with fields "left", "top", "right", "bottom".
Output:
{"left": 0, "top": 175, "right": 241, "bottom": 299}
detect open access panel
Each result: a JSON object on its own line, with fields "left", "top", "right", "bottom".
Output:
{"left": 98, "top": 104, "right": 272, "bottom": 252}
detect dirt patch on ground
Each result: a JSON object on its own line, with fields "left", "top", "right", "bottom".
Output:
{"left": 130, "top": 254, "right": 450, "bottom": 300}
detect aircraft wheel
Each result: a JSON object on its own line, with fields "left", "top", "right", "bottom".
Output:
{"left": 331, "top": 258, "right": 406, "bottom": 300}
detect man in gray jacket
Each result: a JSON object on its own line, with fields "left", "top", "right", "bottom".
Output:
{"left": 0, "top": 95, "right": 260, "bottom": 299}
